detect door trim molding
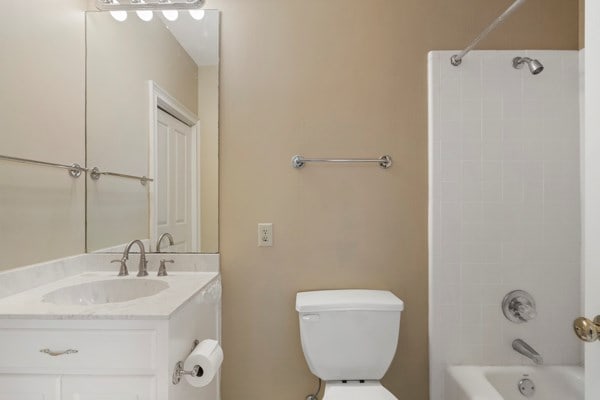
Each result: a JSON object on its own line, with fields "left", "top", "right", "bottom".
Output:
{"left": 148, "top": 81, "right": 200, "bottom": 252}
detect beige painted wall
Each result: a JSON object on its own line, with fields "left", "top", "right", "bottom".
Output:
{"left": 86, "top": 13, "right": 198, "bottom": 250}
{"left": 198, "top": 66, "right": 220, "bottom": 253}
{"left": 0, "top": 0, "right": 87, "bottom": 271}
{"left": 210, "top": 0, "right": 579, "bottom": 399}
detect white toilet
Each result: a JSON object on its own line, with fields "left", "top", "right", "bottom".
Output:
{"left": 296, "top": 289, "right": 404, "bottom": 400}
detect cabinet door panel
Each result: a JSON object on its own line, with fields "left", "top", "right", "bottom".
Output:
{"left": 0, "top": 375, "right": 59, "bottom": 400}
{"left": 61, "top": 376, "right": 154, "bottom": 400}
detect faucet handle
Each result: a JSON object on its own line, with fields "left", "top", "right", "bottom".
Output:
{"left": 516, "top": 302, "right": 537, "bottom": 321}
{"left": 502, "top": 290, "right": 536, "bottom": 323}
{"left": 112, "top": 259, "right": 129, "bottom": 277}
{"left": 158, "top": 259, "right": 174, "bottom": 277}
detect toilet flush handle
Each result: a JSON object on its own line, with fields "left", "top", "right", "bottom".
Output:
{"left": 302, "top": 314, "right": 320, "bottom": 321}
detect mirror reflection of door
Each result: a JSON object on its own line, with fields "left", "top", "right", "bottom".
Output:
{"left": 156, "top": 108, "right": 197, "bottom": 252}
{"left": 85, "top": 11, "right": 220, "bottom": 254}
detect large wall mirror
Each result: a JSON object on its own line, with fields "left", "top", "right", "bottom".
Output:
{"left": 86, "top": 10, "right": 219, "bottom": 254}
{"left": 0, "top": 4, "right": 219, "bottom": 273}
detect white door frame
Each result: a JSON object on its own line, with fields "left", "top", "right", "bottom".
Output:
{"left": 148, "top": 81, "right": 200, "bottom": 252}
{"left": 584, "top": 2, "right": 600, "bottom": 397}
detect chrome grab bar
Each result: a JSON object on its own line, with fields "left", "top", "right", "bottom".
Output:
{"left": 0, "top": 154, "right": 85, "bottom": 178}
{"left": 291, "top": 155, "right": 392, "bottom": 169}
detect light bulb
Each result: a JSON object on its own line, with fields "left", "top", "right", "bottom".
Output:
{"left": 110, "top": 10, "right": 128, "bottom": 22}
{"left": 189, "top": 9, "right": 205, "bottom": 20}
{"left": 136, "top": 10, "right": 153, "bottom": 21}
{"left": 109, "top": 0, "right": 127, "bottom": 22}
{"left": 162, "top": 10, "right": 178, "bottom": 21}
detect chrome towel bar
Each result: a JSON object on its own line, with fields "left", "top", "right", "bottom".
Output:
{"left": 291, "top": 155, "right": 392, "bottom": 169}
{"left": 0, "top": 154, "right": 85, "bottom": 178}
{"left": 0, "top": 154, "right": 154, "bottom": 185}
{"left": 90, "top": 167, "right": 153, "bottom": 186}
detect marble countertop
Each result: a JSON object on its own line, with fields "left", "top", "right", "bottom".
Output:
{"left": 0, "top": 271, "right": 219, "bottom": 320}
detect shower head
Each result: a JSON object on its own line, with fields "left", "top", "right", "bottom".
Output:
{"left": 513, "top": 57, "right": 544, "bottom": 75}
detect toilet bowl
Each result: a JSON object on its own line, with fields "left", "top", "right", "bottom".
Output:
{"left": 296, "top": 289, "right": 404, "bottom": 400}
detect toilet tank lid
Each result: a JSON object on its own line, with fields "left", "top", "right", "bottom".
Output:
{"left": 296, "top": 290, "right": 404, "bottom": 312}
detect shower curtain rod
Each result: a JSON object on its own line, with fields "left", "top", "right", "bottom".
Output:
{"left": 451, "top": 0, "right": 527, "bottom": 66}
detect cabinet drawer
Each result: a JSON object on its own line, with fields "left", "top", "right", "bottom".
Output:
{"left": 0, "top": 329, "right": 156, "bottom": 373}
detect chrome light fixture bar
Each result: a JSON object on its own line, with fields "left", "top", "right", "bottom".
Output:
{"left": 96, "top": 0, "right": 205, "bottom": 11}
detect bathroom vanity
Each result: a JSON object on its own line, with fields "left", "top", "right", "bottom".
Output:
{"left": 0, "top": 254, "right": 221, "bottom": 400}
{"left": 0, "top": 4, "right": 223, "bottom": 399}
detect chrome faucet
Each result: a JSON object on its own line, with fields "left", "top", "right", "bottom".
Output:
{"left": 118, "top": 240, "right": 149, "bottom": 277}
{"left": 156, "top": 233, "right": 174, "bottom": 253}
{"left": 512, "top": 339, "right": 543, "bottom": 365}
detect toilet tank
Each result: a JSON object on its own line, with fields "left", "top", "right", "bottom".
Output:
{"left": 296, "top": 290, "right": 404, "bottom": 381}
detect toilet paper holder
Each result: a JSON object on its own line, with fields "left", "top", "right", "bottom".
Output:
{"left": 172, "top": 339, "right": 203, "bottom": 385}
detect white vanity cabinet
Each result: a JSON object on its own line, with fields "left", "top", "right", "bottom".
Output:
{"left": 0, "top": 375, "right": 155, "bottom": 400}
{"left": 0, "top": 276, "right": 221, "bottom": 400}
{"left": 61, "top": 376, "right": 154, "bottom": 400}
{"left": 0, "top": 321, "right": 160, "bottom": 400}
{"left": 0, "top": 375, "right": 60, "bottom": 399}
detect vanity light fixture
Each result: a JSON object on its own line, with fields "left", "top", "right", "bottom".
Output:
{"left": 101, "top": 0, "right": 208, "bottom": 22}
{"left": 96, "top": 0, "right": 205, "bottom": 11}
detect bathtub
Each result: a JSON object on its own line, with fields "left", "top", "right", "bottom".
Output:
{"left": 446, "top": 365, "right": 583, "bottom": 400}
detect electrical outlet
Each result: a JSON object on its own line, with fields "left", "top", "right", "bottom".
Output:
{"left": 258, "top": 223, "right": 273, "bottom": 247}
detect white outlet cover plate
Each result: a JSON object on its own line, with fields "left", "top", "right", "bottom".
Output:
{"left": 258, "top": 223, "right": 273, "bottom": 247}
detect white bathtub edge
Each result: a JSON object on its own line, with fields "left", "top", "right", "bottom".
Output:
{"left": 446, "top": 365, "right": 584, "bottom": 400}
{"left": 447, "top": 366, "right": 503, "bottom": 400}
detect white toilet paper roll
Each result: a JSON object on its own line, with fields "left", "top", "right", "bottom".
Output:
{"left": 183, "top": 339, "right": 224, "bottom": 388}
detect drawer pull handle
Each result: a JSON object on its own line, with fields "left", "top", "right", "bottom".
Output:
{"left": 40, "top": 348, "right": 79, "bottom": 357}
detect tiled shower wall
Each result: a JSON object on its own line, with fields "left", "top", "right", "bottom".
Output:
{"left": 428, "top": 51, "right": 582, "bottom": 400}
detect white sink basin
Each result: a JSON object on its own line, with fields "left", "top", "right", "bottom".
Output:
{"left": 42, "top": 279, "right": 169, "bottom": 306}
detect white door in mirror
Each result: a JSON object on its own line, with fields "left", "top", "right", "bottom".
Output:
{"left": 157, "top": 109, "right": 196, "bottom": 252}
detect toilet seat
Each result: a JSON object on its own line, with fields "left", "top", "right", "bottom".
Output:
{"left": 322, "top": 381, "right": 398, "bottom": 400}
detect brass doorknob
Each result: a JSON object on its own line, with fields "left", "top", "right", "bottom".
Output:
{"left": 573, "top": 316, "right": 600, "bottom": 342}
